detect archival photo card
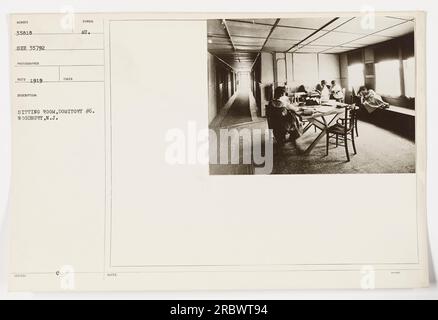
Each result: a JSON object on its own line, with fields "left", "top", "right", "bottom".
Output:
{"left": 8, "top": 11, "right": 428, "bottom": 291}
{"left": 207, "top": 16, "right": 417, "bottom": 175}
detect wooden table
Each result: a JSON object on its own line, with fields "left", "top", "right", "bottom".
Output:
{"left": 297, "top": 103, "right": 348, "bottom": 155}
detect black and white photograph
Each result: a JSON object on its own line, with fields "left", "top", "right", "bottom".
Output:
{"left": 1, "top": 3, "right": 434, "bottom": 299}
{"left": 208, "top": 16, "right": 416, "bottom": 174}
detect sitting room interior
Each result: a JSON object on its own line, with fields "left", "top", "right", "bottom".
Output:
{"left": 207, "top": 16, "right": 416, "bottom": 175}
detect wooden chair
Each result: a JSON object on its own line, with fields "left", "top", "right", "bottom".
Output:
{"left": 339, "top": 89, "right": 359, "bottom": 137}
{"left": 326, "top": 104, "right": 357, "bottom": 162}
{"left": 351, "top": 89, "right": 361, "bottom": 137}
{"left": 265, "top": 104, "right": 289, "bottom": 145}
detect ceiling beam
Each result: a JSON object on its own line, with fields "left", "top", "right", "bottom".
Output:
{"left": 260, "top": 18, "right": 280, "bottom": 52}
{"left": 226, "top": 19, "right": 276, "bottom": 28}
{"left": 250, "top": 52, "right": 261, "bottom": 71}
{"left": 213, "top": 54, "right": 236, "bottom": 72}
{"left": 222, "top": 19, "right": 237, "bottom": 51}
{"left": 285, "top": 17, "right": 339, "bottom": 53}
{"left": 248, "top": 18, "right": 280, "bottom": 72}
{"left": 299, "top": 17, "right": 355, "bottom": 53}
{"left": 227, "top": 19, "right": 322, "bottom": 31}
{"left": 318, "top": 19, "right": 410, "bottom": 54}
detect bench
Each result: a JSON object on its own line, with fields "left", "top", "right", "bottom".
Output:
{"left": 357, "top": 103, "right": 415, "bottom": 141}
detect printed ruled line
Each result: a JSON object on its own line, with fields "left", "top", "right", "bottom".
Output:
{"left": 15, "top": 80, "right": 104, "bottom": 83}
{"left": 10, "top": 268, "right": 423, "bottom": 276}
{"left": 45, "top": 48, "right": 104, "bottom": 51}
{"left": 30, "top": 32, "right": 104, "bottom": 35}
{"left": 15, "top": 64, "right": 104, "bottom": 67}
{"left": 15, "top": 49, "right": 104, "bottom": 52}
{"left": 46, "top": 80, "right": 104, "bottom": 83}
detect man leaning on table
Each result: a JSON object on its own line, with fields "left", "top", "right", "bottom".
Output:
{"left": 330, "top": 80, "right": 344, "bottom": 101}
{"left": 268, "top": 86, "right": 303, "bottom": 143}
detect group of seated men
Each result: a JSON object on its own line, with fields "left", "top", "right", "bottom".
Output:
{"left": 267, "top": 82, "right": 390, "bottom": 143}
{"left": 267, "top": 81, "right": 343, "bottom": 143}
{"left": 295, "top": 79, "right": 344, "bottom": 102}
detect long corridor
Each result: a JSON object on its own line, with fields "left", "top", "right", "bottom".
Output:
{"left": 219, "top": 91, "right": 252, "bottom": 128}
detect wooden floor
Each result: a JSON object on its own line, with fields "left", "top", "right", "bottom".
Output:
{"left": 219, "top": 91, "right": 252, "bottom": 128}
{"left": 210, "top": 119, "right": 415, "bottom": 175}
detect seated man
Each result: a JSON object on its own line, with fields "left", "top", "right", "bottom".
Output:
{"left": 296, "top": 84, "right": 307, "bottom": 93}
{"left": 315, "top": 80, "right": 330, "bottom": 102}
{"left": 357, "top": 86, "right": 390, "bottom": 113}
{"left": 267, "top": 86, "right": 303, "bottom": 144}
{"left": 293, "top": 85, "right": 308, "bottom": 104}
{"left": 330, "top": 80, "right": 344, "bottom": 101}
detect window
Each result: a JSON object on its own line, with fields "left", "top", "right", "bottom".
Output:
{"left": 403, "top": 57, "right": 415, "bottom": 98}
{"left": 276, "top": 58, "right": 286, "bottom": 85}
{"left": 347, "top": 63, "right": 364, "bottom": 91}
{"left": 375, "top": 60, "right": 401, "bottom": 97}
